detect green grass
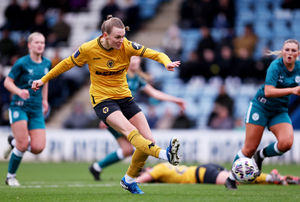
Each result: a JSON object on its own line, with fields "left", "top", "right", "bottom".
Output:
{"left": 0, "top": 161, "right": 300, "bottom": 202}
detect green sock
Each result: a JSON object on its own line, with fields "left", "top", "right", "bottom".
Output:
{"left": 98, "top": 151, "right": 120, "bottom": 169}
{"left": 8, "top": 152, "right": 22, "bottom": 174}
{"left": 263, "top": 142, "right": 283, "bottom": 157}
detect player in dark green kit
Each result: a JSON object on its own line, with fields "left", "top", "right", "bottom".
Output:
{"left": 225, "top": 39, "right": 300, "bottom": 190}
{"left": 3, "top": 32, "right": 51, "bottom": 186}
{"left": 89, "top": 56, "right": 186, "bottom": 181}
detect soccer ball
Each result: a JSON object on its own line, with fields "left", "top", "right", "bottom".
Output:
{"left": 231, "top": 157, "right": 260, "bottom": 183}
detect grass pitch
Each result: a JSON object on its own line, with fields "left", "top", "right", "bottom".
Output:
{"left": 0, "top": 161, "right": 299, "bottom": 202}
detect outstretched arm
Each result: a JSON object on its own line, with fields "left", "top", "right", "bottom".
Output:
{"left": 142, "top": 84, "right": 186, "bottom": 111}
{"left": 265, "top": 85, "right": 300, "bottom": 97}
{"left": 32, "top": 57, "right": 75, "bottom": 91}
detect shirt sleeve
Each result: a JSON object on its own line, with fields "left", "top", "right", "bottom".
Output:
{"left": 41, "top": 56, "right": 75, "bottom": 83}
{"left": 8, "top": 59, "right": 22, "bottom": 80}
{"left": 70, "top": 45, "right": 88, "bottom": 67}
{"left": 125, "top": 38, "right": 172, "bottom": 67}
{"left": 265, "top": 60, "right": 279, "bottom": 87}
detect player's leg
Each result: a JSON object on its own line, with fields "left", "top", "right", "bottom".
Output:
{"left": 216, "top": 171, "right": 230, "bottom": 185}
{"left": 267, "top": 114, "right": 293, "bottom": 155}
{"left": 6, "top": 120, "right": 29, "bottom": 187}
{"left": 95, "top": 99, "right": 179, "bottom": 163}
{"left": 89, "top": 135, "right": 134, "bottom": 181}
{"left": 107, "top": 111, "right": 179, "bottom": 163}
{"left": 29, "top": 129, "right": 46, "bottom": 154}
{"left": 27, "top": 112, "right": 46, "bottom": 154}
{"left": 225, "top": 123, "right": 264, "bottom": 189}
{"left": 3, "top": 134, "right": 15, "bottom": 159}
{"left": 254, "top": 113, "right": 293, "bottom": 171}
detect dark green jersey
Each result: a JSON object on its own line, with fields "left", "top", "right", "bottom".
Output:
{"left": 253, "top": 57, "right": 300, "bottom": 112}
{"left": 8, "top": 55, "right": 51, "bottom": 109}
{"left": 126, "top": 74, "right": 147, "bottom": 97}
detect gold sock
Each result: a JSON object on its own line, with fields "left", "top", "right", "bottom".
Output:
{"left": 126, "top": 149, "right": 148, "bottom": 178}
{"left": 127, "top": 130, "right": 161, "bottom": 158}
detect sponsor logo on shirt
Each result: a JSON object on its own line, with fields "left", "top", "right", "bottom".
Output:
{"left": 278, "top": 75, "right": 284, "bottom": 83}
{"left": 95, "top": 68, "right": 126, "bottom": 76}
{"left": 28, "top": 69, "right": 33, "bottom": 75}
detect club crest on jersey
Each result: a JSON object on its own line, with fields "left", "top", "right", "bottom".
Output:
{"left": 252, "top": 113, "right": 259, "bottom": 121}
{"left": 107, "top": 60, "right": 114, "bottom": 68}
{"left": 103, "top": 107, "right": 109, "bottom": 114}
{"left": 132, "top": 42, "right": 142, "bottom": 50}
{"left": 74, "top": 50, "right": 80, "bottom": 58}
{"left": 295, "top": 76, "right": 300, "bottom": 83}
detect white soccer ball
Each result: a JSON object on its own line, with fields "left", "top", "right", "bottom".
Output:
{"left": 231, "top": 157, "right": 260, "bottom": 183}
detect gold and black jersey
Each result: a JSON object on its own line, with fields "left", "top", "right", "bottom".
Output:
{"left": 149, "top": 163, "right": 200, "bottom": 184}
{"left": 41, "top": 37, "right": 172, "bottom": 106}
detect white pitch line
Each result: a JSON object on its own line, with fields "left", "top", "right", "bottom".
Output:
{"left": 0, "top": 182, "right": 166, "bottom": 189}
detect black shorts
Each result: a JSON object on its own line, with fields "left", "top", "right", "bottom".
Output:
{"left": 196, "top": 163, "right": 225, "bottom": 184}
{"left": 93, "top": 97, "right": 142, "bottom": 122}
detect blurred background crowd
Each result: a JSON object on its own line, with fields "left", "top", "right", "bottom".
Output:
{"left": 1, "top": 0, "right": 300, "bottom": 130}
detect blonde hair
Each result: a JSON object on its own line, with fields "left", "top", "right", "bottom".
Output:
{"left": 101, "top": 15, "right": 129, "bottom": 34}
{"left": 265, "top": 39, "right": 299, "bottom": 58}
{"left": 27, "top": 32, "right": 44, "bottom": 43}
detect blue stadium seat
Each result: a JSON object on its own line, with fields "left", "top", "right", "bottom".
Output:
{"left": 273, "top": 20, "right": 292, "bottom": 38}
{"left": 180, "top": 29, "right": 201, "bottom": 62}
{"left": 254, "top": 21, "right": 273, "bottom": 38}
{"left": 138, "top": 0, "right": 160, "bottom": 20}
{"left": 271, "top": 37, "right": 286, "bottom": 50}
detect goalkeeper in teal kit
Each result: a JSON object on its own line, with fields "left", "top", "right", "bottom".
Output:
{"left": 3, "top": 32, "right": 51, "bottom": 186}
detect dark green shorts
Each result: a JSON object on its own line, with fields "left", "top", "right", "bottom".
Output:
{"left": 9, "top": 106, "right": 45, "bottom": 130}
{"left": 245, "top": 102, "right": 291, "bottom": 127}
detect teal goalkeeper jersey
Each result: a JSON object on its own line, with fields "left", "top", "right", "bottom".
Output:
{"left": 8, "top": 55, "right": 51, "bottom": 109}
{"left": 253, "top": 57, "right": 300, "bottom": 112}
{"left": 126, "top": 74, "right": 147, "bottom": 97}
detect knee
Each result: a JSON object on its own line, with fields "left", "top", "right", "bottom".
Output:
{"left": 122, "top": 146, "right": 134, "bottom": 157}
{"left": 278, "top": 138, "right": 293, "bottom": 152}
{"left": 31, "top": 145, "right": 45, "bottom": 154}
{"left": 242, "top": 147, "right": 256, "bottom": 157}
{"left": 16, "top": 140, "right": 29, "bottom": 152}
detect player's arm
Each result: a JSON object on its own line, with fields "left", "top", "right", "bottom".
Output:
{"left": 142, "top": 48, "right": 180, "bottom": 71}
{"left": 264, "top": 61, "right": 300, "bottom": 97}
{"left": 265, "top": 85, "right": 300, "bottom": 97}
{"left": 32, "top": 57, "right": 75, "bottom": 91}
{"left": 127, "top": 39, "right": 180, "bottom": 71}
{"left": 42, "top": 82, "right": 49, "bottom": 115}
{"left": 4, "top": 76, "right": 29, "bottom": 100}
{"left": 136, "top": 171, "right": 154, "bottom": 183}
{"left": 142, "top": 84, "right": 186, "bottom": 111}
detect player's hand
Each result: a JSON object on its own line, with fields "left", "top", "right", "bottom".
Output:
{"left": 31, "top": 79, "right": 44, "bottom": 91}
{"left": 18, "top": 89, "right": 30, "bottom": 100}
{"left": 99, "top": 121, "right": 108, "bottom": 129}
{"left": 166, "top": 61, "right": 181, "bottom": 71}
{"left": 292, "top": 86, "right": 300, "bottom": 96}
{"left": 175, "top": 98, "right": 186, "bottom": 112}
